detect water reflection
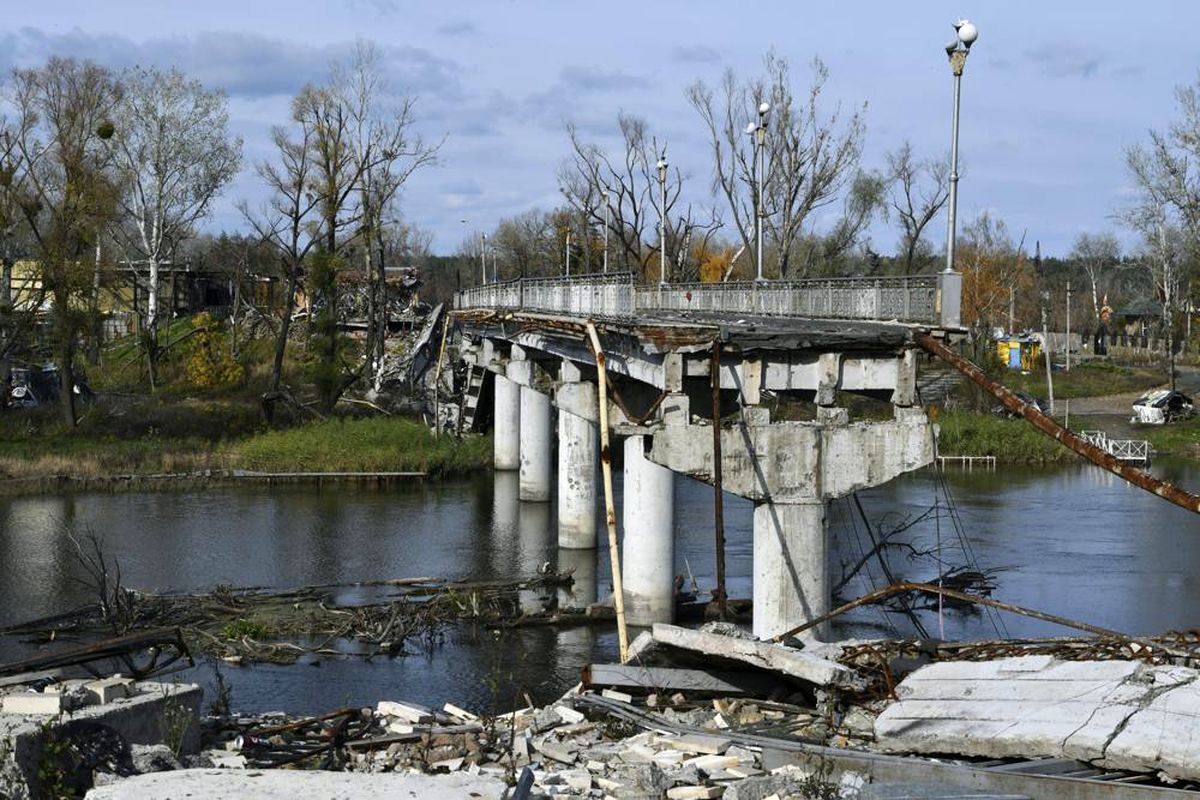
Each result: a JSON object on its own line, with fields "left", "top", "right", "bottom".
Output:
{"left": 1, "top": 459, "right": 1198, "bottom": 714}
{"left": 557, "top": 547, "right": 597, "bottom": 607}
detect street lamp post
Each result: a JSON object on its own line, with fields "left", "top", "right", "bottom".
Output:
{"left": 480, "top": 232, "right": 488, "bottom": 284}
{"left": 565, "top": 229, "right": 572, "bottom": 276}
{"left": 657, "top": 153, "right": 668, "bottom": 286}
{"left": 943, "top": 19, "right": 978, "bottom": 274}
{"left": 602, "top": 186, "right": 611, "bottom": 274}
{"left": 748, "top": 102, "right": 770, "bottom": 282}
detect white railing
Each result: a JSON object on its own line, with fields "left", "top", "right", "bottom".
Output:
{"left": 1081, "top": 430, "right": 1152, "bottom": 464}
{"left": 454, "top": 271, "right": 959, "bottom": 327}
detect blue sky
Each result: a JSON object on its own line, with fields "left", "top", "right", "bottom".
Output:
{"left": 6, "top": 1, "right": 1196, "bottom": 256}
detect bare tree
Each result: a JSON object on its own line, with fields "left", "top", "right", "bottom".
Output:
{"left": 333, "top": 42, "right": 440, "bottom": 392}
{"left": 687, "top": 53, "right": 868, "bottom": 278}
{"left": 559, "top": 114, "right": 699, "bottom": 281}
{"left": 886, "top": 141, "right": 949, "bottom": 275}
{"left": 239, "top": 102, "right": 321, "bottom": 416}
{"left": 111, "top": 66, "right": 242, "bottom": 388}
{"left": 8, "top": 58, "right": 122, "bottom": 426}
{"left": 1068, "top": 232, "right": 1121, "bottom": 320}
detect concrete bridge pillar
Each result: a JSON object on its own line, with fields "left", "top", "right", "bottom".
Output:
{"left": 493, "top": 374, "right": 521, "bottom": 470}
{"left": 753, "top": 499, "right": 829, "bottom": 641}
{"left": 518, "top": 386, "right": 553, "bottom": 502}
{"left": 622, "top": 435, "right": 675, "bottom": 626}
{"left": 557, "top": 382, "right": 598, "bottom": 549}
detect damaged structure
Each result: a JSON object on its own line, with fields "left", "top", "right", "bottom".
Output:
{"left": 449, "top": 272, "right": 961, "bottom": 640}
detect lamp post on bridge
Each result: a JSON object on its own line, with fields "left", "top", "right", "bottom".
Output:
{"left": 657, "top": 152, "right": 668, "bottom": 286}
{"left": 602, "top": 185, "right": 611, "bottom": 274}
{"left": 747, "top": 101, "right": 771, "bottom": 282}
{"left": 481, "top": 232, "right": 488, "bottom": 284}
{"left": 943, "top": 18, "right": 978, "bottom": 274}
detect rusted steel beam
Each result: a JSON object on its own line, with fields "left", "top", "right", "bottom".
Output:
{"left": 914, "top": 331, "right": 1200, "bottom": 515}
{"left": 0, "top": 627, "right": 192, "bottom": 678}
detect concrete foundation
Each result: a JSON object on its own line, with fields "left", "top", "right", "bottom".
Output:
{"left": 753, "top": 500, "right": 828, "bottom": 641}
{"left": 492, "top": 375, "right": 520, "bottom": 471}
{"left": 2, "top": 681, "right": 201, "bottom": 800}
{"left": 518, "top": 386, "right": 553, "bottom": 502}
{"left": 557, "top": 386, "right": 598, "bottom": 548}
{"left": 621, "top": 435, "right": 675, "bottom": 626}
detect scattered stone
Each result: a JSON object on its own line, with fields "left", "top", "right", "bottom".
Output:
{"left": 442, "top": 703, "right": 478, "bottom": 722}
{"left": 1, "top": 691, "right": 64, "bottom": 715}
{"left": 667, "top": 787, "right": 725, "bottom": 799}
{"left": 553, "top": 704, "right": 585, "bottom": 725}
{"left": 131, "top": 744, "right": 182, "bottom": 774}
{"left": 535, "top": 738, "right": 578, "bottom": 765}
{"left": 656, "top": 733, "right": 732, "bottom": 755}
{"left": 376, "top": 700, "right": 433, "bottom": 724}
{"left": 86, "top": 676, "right": 134, "bottom": 705}
{"left": 602, "top": 688, "right": 634, "bottom": 703}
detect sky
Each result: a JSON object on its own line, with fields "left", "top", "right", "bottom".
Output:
{"left": 4, "top": 0, "right": 1197, "bottom": 257}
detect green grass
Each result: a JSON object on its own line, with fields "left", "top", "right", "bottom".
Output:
{"left": 935, "top": 409, "right": 1070, "bottom": 463}
{"left": 1005, "top": 360, "right": 1163, "bottom": 400}
{"left": 1142, "top": 417, "right": 1200, "bottom": 457}
{"left": 225, "top": 417, "right": 492, "bottom": 477}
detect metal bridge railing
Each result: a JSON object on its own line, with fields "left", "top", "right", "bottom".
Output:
{"left": 454, "top": 271, "right": 961, "bottom": 328}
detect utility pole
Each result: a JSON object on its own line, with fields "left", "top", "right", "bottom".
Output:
{"left": 565, "top": 229, "right": 571, "bottom": 276}
{"left": 1065, "top": 280, "right": 1071, "bottom": 371}
{"left": 1041, "top": 290, "right": 1055, "bottom": 416}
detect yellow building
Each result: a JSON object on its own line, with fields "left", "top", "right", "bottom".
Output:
{"left": 996, "top": 335, "right": 1042, "bottom": 371}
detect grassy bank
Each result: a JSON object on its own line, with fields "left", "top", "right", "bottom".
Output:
{"left": 937, "top": 408, "right": 1200, "bottom": 462}
{"left": 1003, "top": 360, "right": 1163, "bottom": 400}
{"left": 935, "top": 410, "right": 1070, "bottom": 463}
{"left": 226, "top": 417, "right": 492, "bottom": 477}
{"left": 1142, "top": 417, "right": 1200, "bottom": 458}
{"left": 0, "top": 414, "right": 491, "bottom": 485}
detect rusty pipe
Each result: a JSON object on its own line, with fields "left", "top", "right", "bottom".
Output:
{"left": 914, "top": 331, "right": 1200, "bottom": 515}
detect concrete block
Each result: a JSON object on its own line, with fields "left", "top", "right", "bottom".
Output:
{"left": 376, "top": 700, "right": 433, "bottom": 724}
{"left": 83, "top": 768, "right": 508, "bottom": 799}
{"left": 655, "top": 733, "right": 731, "bottom": 755}
{"left": 85, "top": 676, "right": 133, "bottom": 705}
{"left": 1, "top": 692, "right": 62, "bottom": 715}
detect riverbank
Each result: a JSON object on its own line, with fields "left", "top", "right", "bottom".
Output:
{"left": 0, "top": 415, "right": 492, "bottom": 495}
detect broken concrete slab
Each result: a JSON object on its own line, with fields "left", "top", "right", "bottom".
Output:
{"left": 632, "top": 623, "right": 865, "bottom": 690}
{"left": 83, "top": 768, "right": 507, "bottom": 799}
{"left": 875, "top": 657, "right": 1200, "bottom": 783}
{"left": 2, "top": 681, "right": 201, "bottom": 800}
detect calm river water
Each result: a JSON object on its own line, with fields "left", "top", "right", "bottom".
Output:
{"left": 1, "top": 457, "right": 1198, "bottom": 714}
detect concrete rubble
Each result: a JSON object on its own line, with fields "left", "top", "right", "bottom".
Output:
{"left": 0, "top": 677, "right": 202, "bottom": 800}
{"left": 7, "top": 624, "right": 1200, "bottom": 798}
{"left": 875, "top": 655, "right": 1200, "bottom": 784}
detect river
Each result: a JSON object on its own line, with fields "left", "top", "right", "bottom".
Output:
{"left": 1, "top": 456, "right": 1198, "bottom": 715}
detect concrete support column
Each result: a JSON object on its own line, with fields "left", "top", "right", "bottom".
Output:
{"left": 557, "top": 385, "right": 598, "bottom": 548}
{"left": 753, "top": 499, "right": 828, "bottom": 641}
{"left": 518, "top": 386, "right": 553, "bottom": 502}
{"left": 493, "top": 374, "right": 520, "bottom": 471}
{"left": 622, "top": 435, "right": 675, "bottom": 626}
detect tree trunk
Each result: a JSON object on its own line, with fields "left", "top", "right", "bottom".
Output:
{"left": 54, "top": 290, "right": 77, "bottom": 428}
{"left": 270, "top": 264, "right": 299, "bottom": 395}
{"left": 146, "top": 256, "right": 159, "bottom": 391}
{"left": 0, "top": 254, "right": 12, "bottom": 411}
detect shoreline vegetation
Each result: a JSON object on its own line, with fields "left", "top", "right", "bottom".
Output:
{"left": 0, "top": 416, "right": 493, "bottom": 494}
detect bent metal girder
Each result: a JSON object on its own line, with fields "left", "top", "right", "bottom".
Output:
{"left": 914, "top": 331, "right": 1200, "bottom": 515}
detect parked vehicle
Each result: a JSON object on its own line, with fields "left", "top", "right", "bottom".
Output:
{"left": 5, "top": 365, "right": 94, "bottom": 408}
{"left": 1131, "top": 389, "right": 1194, "bottom": 425}
{"left": 993, "top": 391, "right": 1048, "bottom": 417}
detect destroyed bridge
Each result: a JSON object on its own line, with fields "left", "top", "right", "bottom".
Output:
{"left": 449, "top": 270, "right": 965, "bottom": 642}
